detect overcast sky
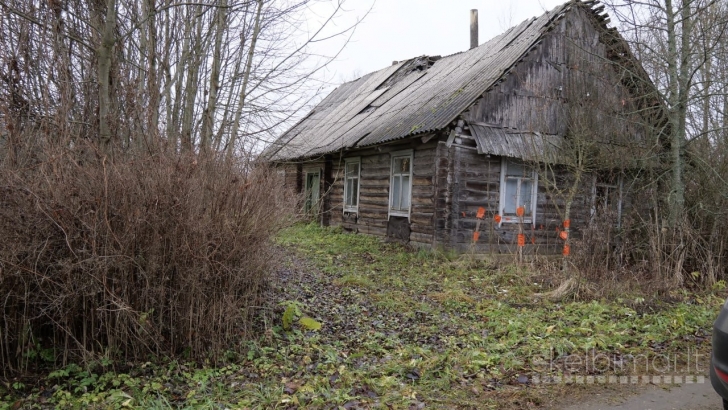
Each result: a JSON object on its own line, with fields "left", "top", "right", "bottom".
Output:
{"left": 305, "top": 0, "right": 569, "bottom": 84}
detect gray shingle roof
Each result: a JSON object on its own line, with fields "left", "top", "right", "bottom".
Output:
{"left": 264, "top": 1, "right": 577, "bottom": 161}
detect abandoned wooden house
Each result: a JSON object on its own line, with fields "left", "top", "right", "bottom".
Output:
{"left": 264, "top": 0, "right": 661, "bottom": 254}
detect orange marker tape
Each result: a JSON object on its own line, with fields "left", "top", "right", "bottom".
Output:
{"left": 476, "top": 207, "right": 485, "bottom": 219}
{"left": 559, "top": 230, "right": 568, "bottom": 240}
{"left": 563, "top": 219, "right": 571, "bottom": 229}
{"left": 516, "top": 206, "right": 525, "bottom": 217}
{"left": 517, "top": 234, "right": 526, "bottom": 247}
{"left": 473, "top": 231, "right": 480, "bottom": 242}
{"left": 494, "top": 214, "right": 502, "bottom": 223}
{"left": 562, "top": 244, "right": 571, "bottom": 256}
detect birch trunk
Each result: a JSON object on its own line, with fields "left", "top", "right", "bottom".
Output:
{"left": 665, "top": 0, "right": 692, "bottom": 226}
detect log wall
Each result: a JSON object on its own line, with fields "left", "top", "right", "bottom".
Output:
{"left": 325, "top": 135, "right": 443, "bottom": 246}
{"left": 443, "top": 135, "right": 590, "bottom": 254}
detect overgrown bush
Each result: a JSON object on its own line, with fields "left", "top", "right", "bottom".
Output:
{"left": 0, "top": 142, "right": 294, "bottom": 374}
{"left": 571, "top": 174, "right": 727, "bottom": 291}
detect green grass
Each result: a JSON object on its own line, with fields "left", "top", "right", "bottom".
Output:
{"left": 2, "top": 223, "right": 723, "bottom": 409}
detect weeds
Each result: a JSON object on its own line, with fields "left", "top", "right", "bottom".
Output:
{"left": 2, "top": 223, "right": 724, "bottom": 409}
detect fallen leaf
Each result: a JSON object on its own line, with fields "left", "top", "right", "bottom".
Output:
{"left": 299, "top": 316, "right": 322, "bottom": 331}
{"left": 284, "top": 381, "right": 300, "bottom": 395}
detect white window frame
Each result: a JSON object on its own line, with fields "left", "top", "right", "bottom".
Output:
{"left": 388, "top": 149, "right": 414, "bottom": 219}
{"left": 343, "top": 157, "right": 361, "bottom": 213}
{"left": 498, "top": 158, "right": 538, "bottom": 225}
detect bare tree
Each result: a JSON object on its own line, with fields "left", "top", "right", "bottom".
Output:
{"left": 0, "top": 0, "right": 365, "bottom": 160}
{"left": 604, "top": 0, "right": 728, "bottom": 225}
{"left": 599, "top": 0, "right": 728, "bottom": 286}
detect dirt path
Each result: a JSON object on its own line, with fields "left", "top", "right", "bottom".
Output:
{"left": 560, "top": 378, "right": 722, "bottom": 410}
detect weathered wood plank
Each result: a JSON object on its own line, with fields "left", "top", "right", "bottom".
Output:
{"left": 410, "top": 231, "right": 433, "bottom": 244}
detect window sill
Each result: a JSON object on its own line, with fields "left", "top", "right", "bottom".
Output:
{"left": 343, "top": 208, "right": 358, "bottom": 214}
{"left": 500, "top": 216, "right": 533, "bottom": 224}
{"left": 389, "top": 210, "right": 410, "bottom": 218}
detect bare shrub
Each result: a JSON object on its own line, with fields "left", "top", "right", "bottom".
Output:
{"left": 570, "top": 190, "right": 724, "bottom": 294}
{"left": 572, "top": 211, "right": 632, "bottom": 279}
{"left": 0, "top": 141, "right": 294, "bottom": 374}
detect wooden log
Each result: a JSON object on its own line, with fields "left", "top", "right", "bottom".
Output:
{"left": 410, "top": 231, "right": 433, "bottom": 244}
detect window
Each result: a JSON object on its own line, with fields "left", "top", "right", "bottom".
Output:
{"left": 499, "top": 158, "right": 537, "bottom": 224}
{"left": 389, "top": 150, "right": 413, "bottom": 217}
{"left": 343, "top": 157, "right": 360, "bottom": 213}
{"left": 276, "top": 168, "right": 286, "bottom": 188}
{"left": 591, "top": 173, "right": 623, "bottom": 228}
{"left": 304, "top": 169, "right": 320, "bottom": 215}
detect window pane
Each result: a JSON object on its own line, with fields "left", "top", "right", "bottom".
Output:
{"left": 346, "top": 162, "right": 359, "bottom": 177}
{"left": 506, "top": 161, "right": 527, "bottom": 177}
{"left": 520, "top": 180, "right": 533, "bottom": 215}
{"left": 401, "top": 175, "right": 410, "bottom": 211}
{"left": 504, "top": 179, "right": 518, "bottom": 214}
{"left": 595, "top": 185, "right": 618, "bottom": 214}
{"left": 394, "top": 157, "right": 410, "bottom": 174}
{"left": 305, "top": 173, "right": 320, "bottom": 213}
{"left": 392, "top": 175, "right": 401, "bottom": 210}
{"left": 310, "top": 174, "right": 319, "bottom": 204}
{"left": 345, "top": 179, "right": 353, "bottom": 206}
{"left": 351, "top": 178, "right": 358, "bottom": 206}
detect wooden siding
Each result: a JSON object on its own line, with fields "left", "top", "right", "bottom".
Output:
{"left": 448, "top": 7, "right": 642, "bottom": 253}
{"left": 448, "top": 139, "right": 596, "bottom": 254}
{"left": 278, "top": 163, "right": 301, "bottom": 192}
{"left": 326, "top": 136, "right": 442, "bottom": 246}
{"left": 463, "top": 7, "right": 646, "bottom": 152}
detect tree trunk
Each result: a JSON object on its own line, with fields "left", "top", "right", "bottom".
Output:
{"left": 561, "top": 158, "right": 583, "bottom": 273}
{"left": 169, "top": 7, "right": 194, "bottom": 152}
{"left": 227, "top": 0, "right": 263, "bottom": 159}
{"left": 145, "top": 0, "right": 160, "bottom": 152}
{"left": 162, "top": 0, "right": 175, "bottom": 150}
{"left": 665, "top": 0, "right": 693, "bottom": 226}
{"left": 97, "top": 0, "right": 117, "bottom": 155}
{"left": 180, "top": 6, "right": 203, "bottom": 152}
{"left": 200, "top": 0, "right": 227, "bottom": 154}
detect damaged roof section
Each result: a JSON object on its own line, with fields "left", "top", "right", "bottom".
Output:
{"left": 469, "top": 123, "right": 564, "bottom": 164}
{"left": 264, "top": 2, "right": 577, "bottom": 161}
{"left": 469, "top": 122, "right": 657, "bottom": 168}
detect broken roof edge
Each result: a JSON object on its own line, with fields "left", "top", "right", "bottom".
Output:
{"left": 469, "top": 123, "right": 661, "bottom": 170}
{"left": 267, "top": 131, "right": 444, "bottom": 164}
{"left": 337, "top": 2, "right": 579, "bottom": 151}
{"left": 265, "top": 0, "right": 631, "bottom": 162}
